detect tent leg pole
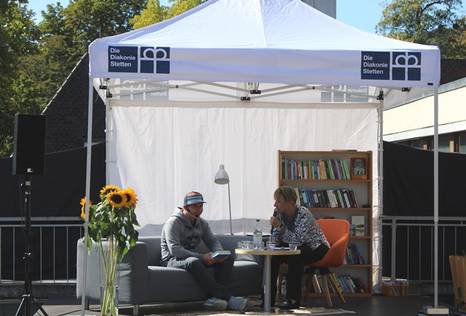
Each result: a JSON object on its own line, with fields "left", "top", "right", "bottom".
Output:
{"left": 81, "top": 75, "right": 94, "bottom": 316}
{"left": 433, "top": 87, "right": 438, "bottom": 308}
{"left": 422, "top": 88, "right": 447, "bottom": 315}
{"left": 378, "top": 97, "right": 384, "bottom": 290}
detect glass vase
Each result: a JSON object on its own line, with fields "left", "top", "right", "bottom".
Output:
{"left": 99, "top": 237, "right": 119, "bottom": 316}
{"left": 100, "top": 284, "right": 119, "bottom": 316}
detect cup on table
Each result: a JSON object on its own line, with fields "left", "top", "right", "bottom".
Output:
{"left": 266, "top": 236, "right": 276, "bottom": 249}
{"left": 244, "top": 241, "right": 254, "bottom": 249}
{"left": 266, "top": 240, "right": 275, "bottom": 250}
{"left": 289, "top": 243, "right": 298, "bottom": 251}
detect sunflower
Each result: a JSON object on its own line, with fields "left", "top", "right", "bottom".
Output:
{"left": 107, "top": 191, "right": 126, "bottom": 208}
{"left": 80, "top": 198, "right": 91, "bottom": 220}
{"left": 121, "top": 188, "right": 138, "bottom": 208}
{"left": 100, "top": 184, "right": 121, "bottom": 200}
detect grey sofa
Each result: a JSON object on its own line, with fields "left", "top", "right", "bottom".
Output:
{"left": 76, "top": 235, "right": 262, "bottom": 315}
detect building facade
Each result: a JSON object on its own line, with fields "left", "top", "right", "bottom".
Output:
{"left": 383, "top": 60, "right": 466, "bottom": 152}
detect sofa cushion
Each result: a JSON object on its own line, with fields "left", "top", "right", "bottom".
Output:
{"left": 145, "top": 259, "right": 262, "bottom": 303}
{"left": 139, "top": 236, "right": 162, "bottom": 266}
{"left": 146, "top": 265, "right": 207, "bottom": 302}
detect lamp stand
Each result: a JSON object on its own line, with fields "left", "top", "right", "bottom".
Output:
{"left": 227, "top": 182, "right": 232, "bottom": 235}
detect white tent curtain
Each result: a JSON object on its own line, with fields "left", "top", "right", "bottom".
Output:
{"left": 106, "top": 102, "right": 378, "bottom": 229}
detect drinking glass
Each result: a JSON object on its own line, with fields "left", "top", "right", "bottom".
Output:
{"left": 245, "top": 241, "right": 254, "bottom": 249}
{"left": 266, "top": 240, "right": 275, "bottom": 250}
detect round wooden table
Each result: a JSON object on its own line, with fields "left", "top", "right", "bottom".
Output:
{"left": 235, "top": 248, "right": 301, "bottom": 313}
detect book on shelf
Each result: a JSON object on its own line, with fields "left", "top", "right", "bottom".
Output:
{"left": 337, "top": 274, "right": 366, "bottom": 294}
{"left": 351, "top": 215, "right": 366, "bottom": 236}
{"left": 346, "top": 243, "right": 366, "bottom": 264}
{"left": 281, "top": 158, "right": 352, "bottom": 180}
{"left": 296, "top": 188, "right": 359, "bottom": 208}
{"left": 279, "top": 150, "right": 372, "bottom": 296}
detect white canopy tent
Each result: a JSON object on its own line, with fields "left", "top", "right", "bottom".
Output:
{"left": 83, "top": 0, "right": 441, "bottom": 313}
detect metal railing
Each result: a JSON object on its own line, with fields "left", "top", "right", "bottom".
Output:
{"left": 3, "top": 215, "right": 465, "bottom": 286}
{"left": 0, "top": 217, "right": 84, "bottom": 283}
{"left": 382, "top": 215, "right": 466, "bottom": 283}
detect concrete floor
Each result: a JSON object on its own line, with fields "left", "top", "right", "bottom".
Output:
{"left": 15, "top": 294, "right": 454, "bottom": 316}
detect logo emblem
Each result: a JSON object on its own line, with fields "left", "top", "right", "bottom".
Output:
{"left": 108, "top": 45, "right": 170, "bottom": 74}
{"left": 361, "top": 51, "right": 421, "bottom": 81}
{"left": 392, "top": 52, "right": 421, "bottom": 81}
{"left": 140, "top": 47, "right": 170, "bottom": 74}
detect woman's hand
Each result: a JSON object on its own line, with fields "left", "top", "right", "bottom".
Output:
{"left": 270, "top": 215, "right": 282, "bottom": 229}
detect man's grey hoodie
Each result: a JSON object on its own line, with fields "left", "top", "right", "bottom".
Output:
{"left": 160, "top": 209, "right": 223, "bottom": 265}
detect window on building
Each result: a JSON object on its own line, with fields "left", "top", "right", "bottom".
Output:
{"left": 459, "top": 132, "right": 466, "bottom": 153}
{"left": 438, "top": 134, "right": 453, "bottom": 153}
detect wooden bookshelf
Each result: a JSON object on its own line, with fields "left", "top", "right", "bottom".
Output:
{"left": 278, "top": 150, "right": 373, "bottom": 297}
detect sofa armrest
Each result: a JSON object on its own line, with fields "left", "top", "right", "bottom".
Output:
{"left": 118, "top": 241, "right": 149, "bottom": 304}
{"left": 76, "top": 239, "right": 149, "bottom": 305}
{"left": 76, "top": 239, "right": 100, "bottom": 300}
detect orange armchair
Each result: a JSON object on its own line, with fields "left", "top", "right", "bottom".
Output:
{"left": 308, "top": 218, "right": 350, "bottom": 307}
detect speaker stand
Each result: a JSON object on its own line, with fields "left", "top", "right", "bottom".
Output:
{"left": 15, "top": 173, "right": 49, "bottom": 316}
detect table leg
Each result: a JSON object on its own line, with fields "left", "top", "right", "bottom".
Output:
{"left": 264, "top": 255, "right": 271, "bottom": 313}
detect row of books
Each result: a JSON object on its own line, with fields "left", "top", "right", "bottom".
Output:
{"left": 281, "top": 158, "right": 351, "bottom": 180}
{"left": 302, "top": 272, "right": 366, "bottom": 294}
{"left": 346, "top": 243, "right": 366, "bottom": 265}
{"left": 336, "top": 274, "right": 367, "bottom": 294}
{"left": 382, "top": 279, "right": 408, "bottom": 297}
{"left": 296, "top": 188, "right": 359, "bottom": 208}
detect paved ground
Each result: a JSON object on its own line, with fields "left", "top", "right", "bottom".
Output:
{"left": 26, "top": 294, "right": 455, "bottom": 316}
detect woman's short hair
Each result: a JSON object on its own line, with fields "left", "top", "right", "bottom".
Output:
{"left": 273, "top": 186, "right": 297, "bottom": 204}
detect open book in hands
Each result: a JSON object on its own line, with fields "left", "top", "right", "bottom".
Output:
{"left": 211, "top": 250, "right": 231, "bottom": 260}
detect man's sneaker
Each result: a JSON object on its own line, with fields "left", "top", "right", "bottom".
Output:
{"left": 203, "top": 297, "right": 228, "bottom": 311}
{"left": 228, "top": 296, "right": 248, "bottom": 312}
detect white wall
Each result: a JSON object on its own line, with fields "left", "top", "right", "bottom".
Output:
{"left": 384, "top": 82, "right": 466, "bottom": 141}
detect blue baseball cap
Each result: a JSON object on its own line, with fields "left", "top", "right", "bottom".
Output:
{"left": 183, "top": 192, "right": 206, "bottom": 206}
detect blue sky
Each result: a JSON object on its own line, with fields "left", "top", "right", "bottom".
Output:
{"left": 29, "top": 0, "right": 465, "bottom": 34}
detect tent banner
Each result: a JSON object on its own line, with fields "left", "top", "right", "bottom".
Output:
{"left": 91, "top": 46, "right": 440, "bottom": 88}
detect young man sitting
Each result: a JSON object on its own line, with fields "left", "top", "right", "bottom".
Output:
{"left": 160, "top": 191, "right": 248, "bottom": 311}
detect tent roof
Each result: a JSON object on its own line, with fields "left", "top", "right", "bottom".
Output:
{"left": 89, "top": 0, "right": 440, "bottom": 87}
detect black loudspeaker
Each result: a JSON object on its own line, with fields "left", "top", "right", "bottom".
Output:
{"left": 12, "top": 114, "right": 46, "bottom": 176}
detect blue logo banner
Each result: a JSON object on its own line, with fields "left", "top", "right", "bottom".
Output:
{"left": 108, "top": 46, "right": 138, "bottom": 73}
{"left": 108, "top": 45, "right": 170, "bottom": 74}
{"left": 361, "top": 52, "right": 390, "bottom": 80}
{"left": 361, "top": 51, "right": 421, "bottom": 81}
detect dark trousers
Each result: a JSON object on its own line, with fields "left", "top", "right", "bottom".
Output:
{"left": 270, "top": 244, "right": 329, "bottom": 305}
{"left": 167, "top": 256, "right": 234, "bottom": 300}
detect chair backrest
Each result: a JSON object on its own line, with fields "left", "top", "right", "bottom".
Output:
{"left": 317, "top": 218, "right": 350, "bottom": 245}
{"left": 311, "top": 219, "right": 350, "bottom": 268}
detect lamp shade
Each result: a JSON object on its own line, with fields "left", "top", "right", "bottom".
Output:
{"left": 214, "top": 164, "right": 229, "bottom": 184}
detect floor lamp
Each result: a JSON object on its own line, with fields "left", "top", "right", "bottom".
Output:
{"left": 214, "top": 164, "right": 233, "bottom": 235}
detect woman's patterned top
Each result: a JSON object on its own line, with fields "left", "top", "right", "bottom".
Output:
{"left": 271, "top": 206, "right": 329, "bottom": 250}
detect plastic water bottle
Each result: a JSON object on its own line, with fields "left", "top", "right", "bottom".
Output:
{"left": 253, "top": 219, "right": 263, "bottom": 249}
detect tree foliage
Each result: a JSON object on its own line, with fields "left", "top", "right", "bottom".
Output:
{"left": 0, "top": 0, "right": 145, "bottom": 157}
{"left": 0, "top": 0, "right": 206, "bottom": 157}
{"left": 377, "top": 0, "right": 465, "bottom": 58}
{"left": 130, "top": 0, "right": 168, "bottom": 29}
{"left": 168, "top": 0, "right": 204, "bottom": 18}
{"left": 0, "top": 1, "right": 39, "bottom": 157}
